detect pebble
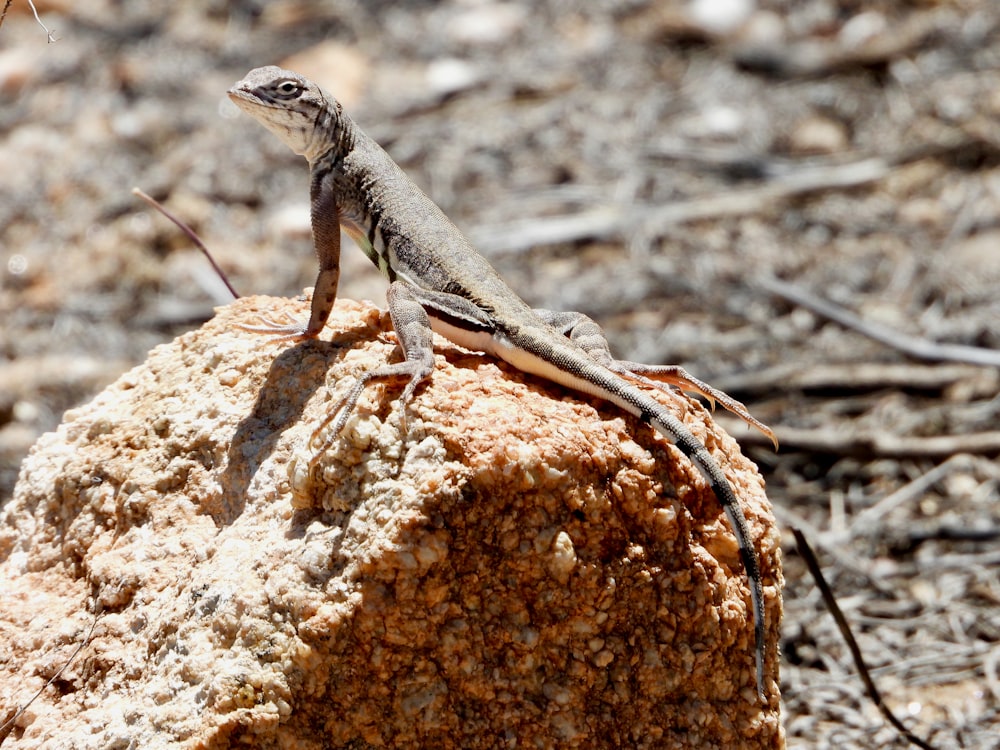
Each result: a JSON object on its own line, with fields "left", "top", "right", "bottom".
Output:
{"left": 787, "top": 114, "right": 849, "bottom": 154}
{"left": 445, "top": 1, "right": 527, "bottom": 45}
{"left": 688, "top": 0, "right": 756, "bottom": 37}
{"left": 426, "top": 58, "right": 481, "bottom": 98}
{"left": 280, "top": 42, "right": 370, "bottom": 108}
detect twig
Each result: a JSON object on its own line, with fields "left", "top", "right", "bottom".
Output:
{"left": 0, "top": 600, "right": 101, "bottom": 741}
{"left": 28, "top": 0, "right": 56, "bottom": 42}
{"left": 903, "top": 523, "right": 1000, "bottom": 545}
{"left": 869, "top": 645, "right": 991, "bottom": 687}
{"left": 472, "top": 158, "right": 888, "bottom": 255}
{"left": 791, "top": 527, "right": 939, "bottom": 750}
{"left": 772, "top": 503, "right": 880, "bottom": 583}
{"left": 849, "top": 454, "right": 973, "bottom": 535}
{"left": 732, "top": 9, "right": 949, "bottom": 78}
{"left": 643, "top": 158, "right": 888, "bottom": 235}
{"left": 132, "top": 187, "right": 240, "bottom": 300}
{"left": 757, "top": 275, "right": 1000, "bottom": 367}
{"left": 477, "top": 125, "right": 1000, "bottom": 258}
{"left": 728, "top": 421, "right": 1000, "bottom": 458}
{"left": 714, "top": 361, "right": 994, "bottom": 398}
{"left": 472, "top": 206, "right": 623, "bottom": 254}
{"left": 984, "top": 645, "right": 1000, "bottom": 703}
{"left": 912, "top": 548, "right": 1000, "bottom": 570}
{"left": 2, "top": 0, "right": 59, "bottom": 42}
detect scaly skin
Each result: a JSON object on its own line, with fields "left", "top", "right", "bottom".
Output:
{"left": 228, "top": 66, "right": 775, "bottom": 700}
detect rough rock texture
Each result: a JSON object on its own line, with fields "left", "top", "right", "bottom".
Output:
{"left": 0, "top": 296, "right": 783, "bottom": 749}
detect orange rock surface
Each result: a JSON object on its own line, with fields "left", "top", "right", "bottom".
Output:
{"left": 0, "top": 296, "right": 783, "bottom": 749}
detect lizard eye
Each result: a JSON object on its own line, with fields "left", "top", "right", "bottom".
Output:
{"left": 274, "top": 80, "right": 302, "bottom": 97}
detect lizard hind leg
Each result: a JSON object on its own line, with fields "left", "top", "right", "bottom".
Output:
{"left": 611, "top": 361, "right": 777, "bottom": 449}
{"left": 310, "top": 281, "right": 437, "bottom": 453}
{"left": 535, "top": 308, "right": 777, "bottom": 448}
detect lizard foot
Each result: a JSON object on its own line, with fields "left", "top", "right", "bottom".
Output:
{"left": 235, "top": 312, "right": 318, "bottom": 342}
{"left": 609, "top": 361, "right": 777, "bottom": 449}
{"left": 309, "top": 358, "right": 434, "bottom": 454}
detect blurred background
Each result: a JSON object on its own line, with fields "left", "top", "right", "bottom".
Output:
{"left": 1, "top": 1, "right": 998, "bottom": 746}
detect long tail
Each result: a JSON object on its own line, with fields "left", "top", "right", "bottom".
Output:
{"left": 647, "top": 405, "right": 767, "bottom": 701}
{"left": 501, "top": 337, "right": 767, "bottom": 698}
{"left": 587, "top": 371, "right": 767, "bottom": 700}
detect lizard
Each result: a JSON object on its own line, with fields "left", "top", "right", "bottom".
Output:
{"left": 227, "top": 65, "right": 776, "bottom": 701}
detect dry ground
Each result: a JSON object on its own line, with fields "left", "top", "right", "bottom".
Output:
{"left": 1, "top": 1, "right": 998, "bottom": 747}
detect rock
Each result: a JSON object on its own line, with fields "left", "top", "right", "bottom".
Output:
{"left": 946, "top": 229, "right": 1000, "bottom": 282}
{"left": 279, "top": 43, "right": 371, "bottom": 110}
{"left": 425, "top": 58, "right": 482, "bottom": 99}
{"left": 0, "top": 296, "right": 783, "bottom": 749}
{"left": 444, "top": 2, "right": 527, "bottom": 46}
{"left": 688, "top": 0, "right": 756, "bottom": 38}
{"left": 786, "top": 114, "right": 850, "bottom": 155}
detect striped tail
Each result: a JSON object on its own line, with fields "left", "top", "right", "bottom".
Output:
{"left": 576, "top": 367, "right": 768, "bottom": 700}
{"left": 645, "top": 405, "right": 767, "bottom": 701}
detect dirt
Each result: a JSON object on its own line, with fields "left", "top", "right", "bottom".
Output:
{"left": 1, "top": 1, "right": 998, "bottom": 747}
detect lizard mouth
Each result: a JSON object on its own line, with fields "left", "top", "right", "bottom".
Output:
{"left": 228, "top": 87, "right": 275, "bottom": 111}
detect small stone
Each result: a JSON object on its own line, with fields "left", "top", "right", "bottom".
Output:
{"left": 280, "top": 43, "right": 370, "bottom": 109}
{"left": 688, "top": 0, "right": 756, "bottom": 38}
{"left": 547, "top": 530, "right": 577, "bottom": 584}
{"left": 426, "top": 58, "right": 481, "bottom": 98}
{"left": 0, "top": 46, "right": 43, "bottom": 95}
{"left": 838, "top": 11, "right": 887, "bottom": 48}
{"left": 445, "top": 2, "right": 527, "bottom": 45}
{"left": 268, "top": 203, "right": 312, "bottom": 240}
{"left": 896, "top": 197, "right": 946, "bottom": 231}
{"left": 787, "top": 114, "right": 849, "bottom": 155}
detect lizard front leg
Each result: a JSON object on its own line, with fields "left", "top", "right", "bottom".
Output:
{"left": 239, "top": 169, "right": 343, "bottom": 340}
{"left": 311, "top": 281, "right": 437, "bottom": 451}
{"left": 535, "top": 309, "right": 777, "bottom": 447}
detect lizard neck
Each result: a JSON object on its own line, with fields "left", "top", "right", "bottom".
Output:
{"left": 305, "top": 99, "right": 355, "bottom": 166}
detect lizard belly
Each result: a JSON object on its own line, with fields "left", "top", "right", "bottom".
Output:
{"left": 428, "top": 319, "right": 582, "bottom": 388}
{"left": 489, "top": 333, "right": 622, "bottom": 404}
{"left": 429, "top": 317, "right": 627, "bottom": 410}
{"left": 427, "top": 316, "right": 502, "bottom": 356}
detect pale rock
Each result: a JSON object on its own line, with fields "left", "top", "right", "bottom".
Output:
{"left": 268, "top": 202, "right": 313, "bottom": 240}
{"left": 736, "top": 10, "right": 785, "bottom": 47}
{"left": 426, "top": 58, "right": 482, "bottom": 99}
{"left": 945, "top": 229, "right": 1000, "bottom": 283}
{"left": 688, "top": 0, "right": 756, "bottom": 38}
{"left": 787, "top": 114, "right": 849, "bottom": 155}
{"left": 896, "top": 196, "right": 946, "bottom": 231}
{"left": 0, "top": 296, "right": 783, "bottom": 748}
{"left": 445, "top": 2, "right": 527, "bottom": 45}
{"left": 838, "top": 11, "right": 888, "bottom": 49}
{"left": 280, "top": 43, "right": 370, "bottom": 109}
{"left": 0, "top": 46, "right": 44, "bottom": 95}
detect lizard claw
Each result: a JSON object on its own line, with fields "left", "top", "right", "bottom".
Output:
{"left": 236, "top": 314, "right": 314, "bottom": 342}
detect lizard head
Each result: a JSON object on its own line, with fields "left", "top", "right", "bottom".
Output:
{"left": 228, "top": 66, "right": 343, "bottom": 163}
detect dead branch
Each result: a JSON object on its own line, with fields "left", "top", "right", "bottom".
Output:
{"left": 757, "top": 275, "right": 1000, "bottom": 368}
{"left": 472, "top": 158, "right": 888, "bottom": 255}
{"left": 731, "top": 9, "right": 958, "bottom": 78}
{"left": 730, "top": 422, "right": 1000, "bottom": 458}
{"left": 849, "top": 454, "right": 974, "bottom": 535}
{"left": 133, "top": 187, "right": 240, "bottom": 300}
{"left": 792, "top": 527, "right": 939, "bottom": 750}
{"left": 714, "top": 361, "right": 996, "bottom": 398}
